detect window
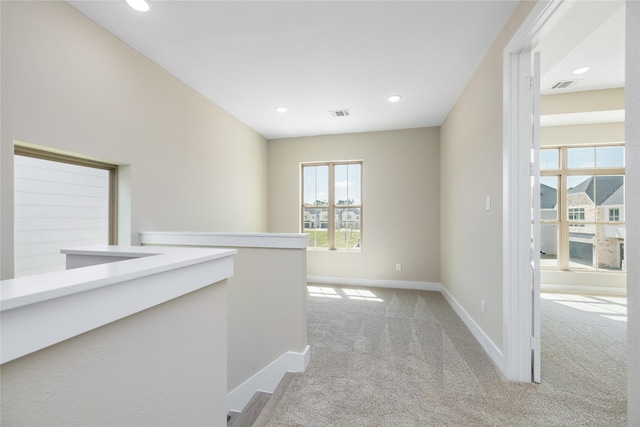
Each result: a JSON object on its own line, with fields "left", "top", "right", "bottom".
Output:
{"left": 302, "top": 162, "right": 362, "bottom": 250}
{"left": 609, "top": 208, "right": 620, "bottom": 222}
{"left": 568, "top": 207, "right": 585, "bottom": 221}
{"left": 540, "top": 144, "right": 625, "bottom": 272}
{"left": 14, "top": 146, "right": 117, "bottom": 277}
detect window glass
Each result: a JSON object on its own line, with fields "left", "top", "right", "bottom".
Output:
{"left": 568, "top": 207, "right": 585, "bottom": 221}
{"left": 567, "top": 147, "right": 595, "bottom": 168}
{"left": 303, "top": 165, "right": 328, "bottom": 206}
{"left": 334, "top": 163, "right": 362, "bottom": 249}
{"left": 564, "top": 174, "right": 625, "bottom": 271}
{"left": 540, "top": 223, "right": 558, "bottom": 268}
{"left": 594, "top": 175, "right": 624, "bottom": 220}
{"left": 302, "top": 162, "right": 362, "bottom": 251}
{"left": 304, "top": 207, "right": 328, "bottom": 248}
{"left": 334, "top": 163, "right": 361, "bottom": 205}
{"left": 596, "top": 146, "right": 625, "bottom": 168}
{"left": 540, "top": 149, "right": 559, "bottom": 170}
{"left": 567, "top": 175, "right": 592, "bottom": 194}
{"left": 541, "top": 145, "right": 624, "bottom": 273}
{"left": 593, "top": 224, "right": 626, "bottom": 270}
{"left": 334, "top": 208, "right": 361, "bottom": 249}
{"left": 569, "top": 238, "right": 594, "bottom": 269}
{"left": 566, "top": 175, "right": 592, "bottom": 223}
{"left": 540, "top": 176, "right": 558, "bottom": 220}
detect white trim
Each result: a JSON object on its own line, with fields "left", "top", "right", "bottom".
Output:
{"left": 502, "top": 0, "right": 572, "bottom": 382}
{"left": 1, "top": 245, "right": 236, "bottom": 364}
{"left": 2, "top": 245, "right": 235, "bottom": 310}
{"left": 307, "top": 275, "right": 441, "bottom": 292}
{"left": 440, "top": 286, "right": 504, "bottom": 370}
{"left": 626, "top": 1, "right": 640, "bottom": 424}
{"left": 227, "top": 346, "right": 310, "bottom": 413}
{"left": 140, "top": 231, "right": 309, "bottom": 249}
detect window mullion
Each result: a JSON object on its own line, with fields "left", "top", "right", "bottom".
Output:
{"left": 109, "top": 168, "right": 118, "bottom": 244}
{"left": 559, "top": 152, "right": 569, "bottom": 270}
{"left": 328, "top": 163, "right": 336, "bottom": 250}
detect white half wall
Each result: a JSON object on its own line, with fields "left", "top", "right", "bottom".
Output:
{"left": 140, "top": 231, "right": 310, "bottom": 413}
{"left": 1, "top": 280, "right": 229, "bottom": 426}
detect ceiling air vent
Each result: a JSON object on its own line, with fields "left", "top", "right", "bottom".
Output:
{"left": 330, "top": 109, "right": 350, "bottom": 118}
{"left": 551, "top": 80, "right": 577, "bottom": 90}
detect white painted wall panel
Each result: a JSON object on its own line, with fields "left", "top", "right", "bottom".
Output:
{"left": 14, "top": 155, "right": 109, "bottom": 277}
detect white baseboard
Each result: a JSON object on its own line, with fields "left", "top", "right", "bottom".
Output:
{"left": 307, "top": 275, "right": 442, "bottom": 292}
{"left": 437, "top": 287, "right": 504, "bottom": 371}
{"left": 541, "top": 284, "right": 627, "bottom": 297}
{"left": 227, "top": 345, "right": 310, "bottom": 413}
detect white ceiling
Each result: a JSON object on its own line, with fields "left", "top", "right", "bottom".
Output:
{"left": 66, "top": 1, "right": 624, "bottom": 139}
{"left": 538, "top": 1, "right": 625, "bottom": 95}
{"left": 67, "top": 0, "right": 520, "bottom": 139}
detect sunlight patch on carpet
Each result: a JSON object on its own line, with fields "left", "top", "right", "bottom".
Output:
{"left": 541, "top": 293, "right": 627, "bottom": 322}
{"left": 307, "top": 286, "right": 342, "bottom": 299}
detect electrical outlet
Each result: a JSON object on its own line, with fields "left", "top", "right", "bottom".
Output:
{"left": 396, "top": 263, "right": 402, "bottom": 271}
{"left": 481, "top": 299, "right": 486, "bottom": 314}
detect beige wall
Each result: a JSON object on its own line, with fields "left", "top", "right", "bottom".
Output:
{"left": 541, "top": 88, "right": 625, "bottom": 146}
{"left": 1, "top": 281, "right": 228, "bottom": 426}
{"left": 0, "top": 1, "right": 268, "bottom": 279}
{"left": 439, "top": 1, "right": 536, "bottom": 350}
{"left": 227, "top": 247, "right": 307, "bottom": 392}
{"left": 268, "top": 128, "right": 440, "bottom": 283}
{"left": 541, "top": 122, "right": 625, "bottom": 146}
{"left": 541, "top": 88, "right": 624, "bottom": 115}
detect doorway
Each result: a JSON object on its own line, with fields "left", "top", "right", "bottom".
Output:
{"left": 503, "top": 0, "right": 634, "bottom": 387}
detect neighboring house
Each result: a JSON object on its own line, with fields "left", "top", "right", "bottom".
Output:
{"left": 303, "top": 208, "right": 318, "bottom": 228}
{"left": 540, "top": 182, "right": 558, "bottom": 220}
{"left": 335, "top": 207, "right": 361, "bottom": 229}
{"left": 595, "top": 182, "right": 626, "bottom": 270}
{"left": 540, "top": 183, "right": 559, "bottom": 259}
{"left": 540, "top": 176, "right": 625, "bottom": 270}
{"left": 303, "top": 208, "right": 329, "bottom": 229}
{"left": 303, "top": 207, "right": 360, "bottom": 230}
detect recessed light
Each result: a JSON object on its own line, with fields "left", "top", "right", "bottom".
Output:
{"left": 573, "top": 66, "right": 590, "bottom": 75}
{"left": 388, "top": 95, "right": 402, "bottom": 103}
{"left": 275, "top": 106, "right": 288, "bottom": 113}
{"left": 126, "top": 0, "right": 151, "bottom": 12}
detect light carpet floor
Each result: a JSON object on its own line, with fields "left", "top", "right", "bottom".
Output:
{"left": 267, "top": 286, "right": 626, "bottom": 426}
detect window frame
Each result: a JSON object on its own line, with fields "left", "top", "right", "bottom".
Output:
{"left": 541, "top": 144, "right": 625, "bottom": 272}
{"left": 301, "top": 161, "right": 362, "bottom": 251}
{"left": 609, "top": 208, "right": 620, "bottom": 222}
{"left": 14, "top": 145, "right": 119, "bottom": 245}
{"left": 568, "top": 207, "right": 585, "bottom": 221}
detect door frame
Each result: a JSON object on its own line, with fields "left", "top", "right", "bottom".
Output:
{"left": 503, "top": 0, "right": 638, "bottom": 423}
{"left": 502, "top": 0, "right": 570, "bottom": 382}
